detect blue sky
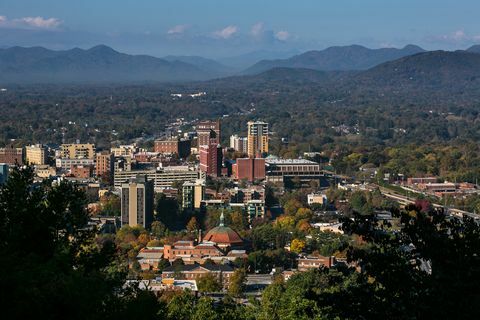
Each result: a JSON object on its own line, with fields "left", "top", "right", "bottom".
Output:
{"left": 1, "top": 0, "right": 480, "bottom": 57}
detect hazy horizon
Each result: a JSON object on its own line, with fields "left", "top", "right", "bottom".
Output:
{"left": 1, "top": 0, "right": 480, "bottom": 58}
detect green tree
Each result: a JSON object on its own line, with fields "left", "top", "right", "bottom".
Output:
{"left": 197, "top": 273, "right": 222, "bottom": 292}
{"left": 0, "top": 166, "right": 162, "bottom": 319}
{"left": 228, "top": 268, "right": 247, "bottom": 297}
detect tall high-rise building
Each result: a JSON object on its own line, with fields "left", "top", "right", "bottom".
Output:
{"left": 182, "top": 179, "right": 205, "bottom": 210}
{"left": 229, "top": 135, "right": 248, "bottom": 154}
{"left": 25, "top": 144, "right": 47, "bottom": 165}
{"left": 60, "top": 143, "right": 96, "bottom": 159}
{"left": 0, "top": 146, "right": 23, "bottom": 165}
{"left": 199, "top": 142, "right": 222, "bottom": 177}
{"left": 0, "top": 164, "right": 8, "bottom": 185}
{"left": 197, "top": 120, "right": 221, "bottom": 147}
{"left": 247, "top": 121, "right": 269, "bottom": 157}
{"left": 96, "top": 151, "right": 115, "bottom": 178}
{"left": 120, "top": 175, "right": 154, "bottom": 229}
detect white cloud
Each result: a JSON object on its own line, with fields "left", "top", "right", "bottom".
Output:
{"left": 429, "top": 30, "right": 480, "bottom": 45}
{"left": 275, "top": 31, "right": 290, "bottom": 41}
{"left": 167, "top": 24, "right": 189, "bottom": 35}
{"left": 251, "top": 22, "right": 264, "bottom": 37}
{"left": 213, "top": 25, "right": 238, "bottom": 39}
{"left": 0, "top": 15, "right": 62, "bottom": 29}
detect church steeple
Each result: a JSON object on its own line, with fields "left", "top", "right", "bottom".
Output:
{"left": 219, "top": 209, "right": 225, "bottom": 227}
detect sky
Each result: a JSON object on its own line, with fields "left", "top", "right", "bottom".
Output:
{"left": 1, "top": 0, "right": 480, "bottom": 58}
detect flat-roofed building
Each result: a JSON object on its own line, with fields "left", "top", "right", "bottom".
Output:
{"left": 266, "top": 158, "right": 322, "bottom": 186}
{"left": 229, "top": 135, "right": 248, "bottom": 154}
{"left": 0, "top": 146, "right": 23, "bottom": 165}
{"left": 297, "top": 255, "right": 336, "bottom": 271}
{"left": 25, "top": 144, "right": 47, "bottom": 165}
{"left": 60, "top": 143, "right": 95, "bottom": 159}
{"left": 196, "top": 120, "right": 221, "bottom": 147}
{"left": 232, "top": 158, "right": 265, "bottom": 182}
{"left": 96, "top": 151, "right": 114, "bottom": 178}
{"left": 120, "top": 175, "right": 154, "bottom": 229}
{"left": 56, "top": 158, "right": 95, "bottom": 170}
{"left": 182, "top": 179, "right": 205, "bottom": 210}
{"left": 154, "top": 138, "right": 191, "bottom": 158}
{"left": 247, "top": 121, "right": 269, "bottom": 157}
{"left": 114, "top": 166, "right": 203, "bottom": 192}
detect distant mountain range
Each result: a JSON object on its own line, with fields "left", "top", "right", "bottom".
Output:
{"left": 0, "top": 45, "right": 215, "bottom": 83}
{"left": 1, "top": 44, "right": 480, "bottom": 85}
{"left": 243, "top": 44, "right": 426, "bottom": 74}
{"left": 163, "top": 55, "right": 233, "bottom": 76}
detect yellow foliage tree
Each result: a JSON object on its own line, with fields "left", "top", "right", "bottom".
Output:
{"left": 290, "top": 238, "right": 306, "bottom": 254}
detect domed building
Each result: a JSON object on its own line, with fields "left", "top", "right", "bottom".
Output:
{"left": 203, "top": 211, "right": 244, "bottom": 250}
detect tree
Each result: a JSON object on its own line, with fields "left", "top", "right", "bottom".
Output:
{"left": 0, "top": 166, "right": 162, "bottom": 319}
{"left": 197, "top": 273, "right": 222, "bottom": 293}
{"left": 151, "top": 220, "right": 167, "bottom": 238}
{"left": 192, "top": 297, "right": 219, "bottom": 320}
{"left": 290, "top": 239, "right": 306, "bottom": 254}
{"left": 186, "top": 216, "right": 199, "bottom": 233}
{"left": 228, "top": 268, "right": 247, "bottom": 297}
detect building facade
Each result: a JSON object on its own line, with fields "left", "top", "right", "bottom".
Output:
{"left": 199, "top": 143, "right": 222, "bottom": 177}
{"left": 96, "top": 151, "right": 114, "bottom": 178}
{"left": 154, "top": 138, "right": 191, "bottom": 158}
{"left": 232, "top": 158, "right": 266, "bottom": 182}
{"left": 229, "top": 135, "right": 248, "bottom": 154}
{"left": 60, "top": 143, "right": 96, "bottom": 159}
{"left": 120, "top": 175, "right": 154, "bottom": 229}
{"left": 197, "top": 120, "right": 221, "bottom": 147}
{"left": 247, "top": 121, "right": 269, "bottom": 157}
{"left": 25, "top": 144, "right": 47, "bottom": 165}
{"left": 114, "top": 167, "right": 203, "bottom": 191}
{"left": 0, "top": 146, "right": 23, "bottom": 165}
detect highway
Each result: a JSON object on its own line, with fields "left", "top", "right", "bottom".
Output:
{"left": 376, "top": 185, "right": 480, "bottom": 221}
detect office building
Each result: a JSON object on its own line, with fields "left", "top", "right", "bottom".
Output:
{"left": 229, "top": 135, "right": 248, "bottom": 154}
{"left": 96, "top": 151, "right": 114, "bottom": 177}
{"left": 114, "top": 166, "right": 204, "bottom": 191}
{"left": 111, "top": 145, "right": 137, "bottom": 158}
{"left": 56, "top": 158, "right": 95, "bottom": 170}
{"left": 265, "top": 158, "right": 322, "bottom": 186}
{"left": 0, "top": 164, "right": 8, "bottom": 185}
{"left": 199, "top": 143, "right": 222, "bottom": 177}
{"left": 120, "top": 175, "right": 154, "bottom": 229}
{"left": 0, "top": 146, "right": 23, "bottom": 165}
{"left": 197, "top": 120, "right": 221, "bottom": 146}
{"left": 182, "top": 179, "right": 205, "bottom": 210}
{"left": 154, "top": 138, "right": 191, "bottom": 158}
{"left": 25, "top": 144, "right": 47, "bottom": 165}
{"left": 247, "top": 121, "right": 269, "bottom": 157}
{"left": 60, "top": 143, "right": 96, "bottom": 159}
{"left": 232, "top": 158, "right": 266, "bottom": 182}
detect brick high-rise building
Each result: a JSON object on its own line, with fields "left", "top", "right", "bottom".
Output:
{"left": 0, "top": 146, "right": 23, "bottom": 165}
{"left": 197, "top": 120, "right": 221, "bottom": 147}
{"left": 232, "top": 158, "right": 266, "bottom": 182}
{"left": 199, "top": 142, "right": 222, "bottom": 177}
{"left": 154, "top": 138, "right": 191, "bottom": 158}
{"left": 96, "top": 151, "right": 114, "bottom": 178}
{"left": 120, "top": 175, "right": 154, "bottom": 229}
{"left": 247, "top": 121, "right": 269, "bottom": 157}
